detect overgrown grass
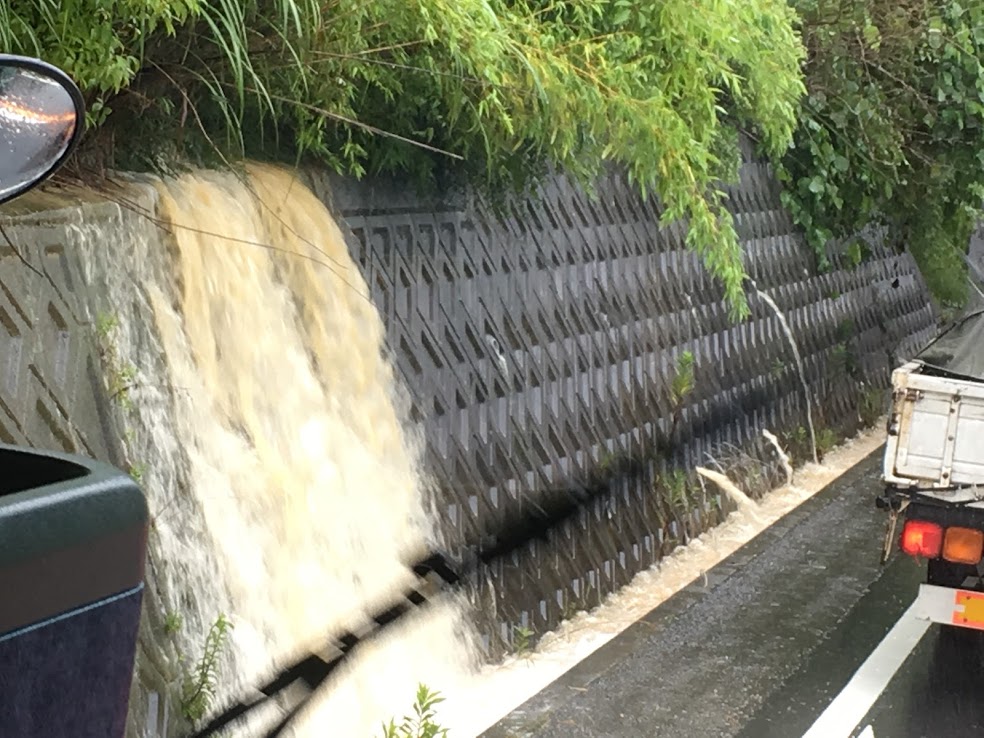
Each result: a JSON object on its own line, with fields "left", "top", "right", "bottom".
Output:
{"left": 4, "top": 0, "right": 806, "bottom": 317}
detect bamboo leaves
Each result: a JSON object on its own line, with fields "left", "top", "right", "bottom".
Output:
{"left": 4, "top": 0, "right": 808, "bottom": 315}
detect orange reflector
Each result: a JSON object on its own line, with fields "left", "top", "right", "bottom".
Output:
{"left": 954, "top": 590, "right": 984, "bottom": 628}
{"left": 943, "top": 527, "right": 984, "bottom": 565}
{"left": 900, "top": 519, "right": 943, "bottom": 558}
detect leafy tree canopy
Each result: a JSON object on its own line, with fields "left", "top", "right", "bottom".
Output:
{"left": 1, "top": 0, "right": 806, "bottom": 317}
{"left": 781, "top": 0, "right": 984, "bottom": 309}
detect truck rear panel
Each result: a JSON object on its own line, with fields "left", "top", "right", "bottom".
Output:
{"left": 884, "top": 361, "right": 984, "bottom": 490}
{"left": 884, "top": 311, "right": 984, "bottom": 632}
{"left": 915, "top": 584, "right": 984, "bottom": 630}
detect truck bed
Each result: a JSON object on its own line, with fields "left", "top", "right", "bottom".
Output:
{"left": 884, "top": 361, "right": 984, "bottom": 491}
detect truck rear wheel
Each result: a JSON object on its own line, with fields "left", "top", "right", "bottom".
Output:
{"left": 928, "top": 559, "right": 975, "bottom": 589}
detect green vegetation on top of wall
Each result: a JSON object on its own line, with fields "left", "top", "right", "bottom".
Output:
{"left": 11, "top": 0, "right": 982, "bottom": 312}
{"left": 1, "top": 0, "right": 806, "bottom": 318}
{"left": 779, "top": 0, "right": 984, "bottom": 310}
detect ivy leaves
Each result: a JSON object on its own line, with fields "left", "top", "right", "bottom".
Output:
{"left": 780, "top": 0, "right": 984, "bottom": 306}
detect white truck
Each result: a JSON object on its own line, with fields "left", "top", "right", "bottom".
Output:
{"left": 881, "top": 308, "right": 984, "bottom": 630}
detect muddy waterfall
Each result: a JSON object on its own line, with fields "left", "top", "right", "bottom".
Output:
{"left": 75, "top": 164, "right": 477, "bottom": 736}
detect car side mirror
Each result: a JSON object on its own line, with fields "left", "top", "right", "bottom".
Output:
{"left": 0, "top": 54, "right": 84, "bottom": 206}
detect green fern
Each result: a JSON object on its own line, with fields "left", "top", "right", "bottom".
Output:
{"left": 181, "top": 614, "right": 233, "bottom": 724}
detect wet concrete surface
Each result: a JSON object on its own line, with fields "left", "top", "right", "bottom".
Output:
{"left": 1, "top": 196, "right": 181, "bottom": 737}
{"left": 0, "top": 206, "right": 127, "bottom": 465}
{"left": 483, "top": 448, "right": 953, "bottom": 738}
{"left": 735, "top": 533, "right": 922, "bottom": 738}
{"left": 856, "top": 626, "right": 984, "bottom": 737}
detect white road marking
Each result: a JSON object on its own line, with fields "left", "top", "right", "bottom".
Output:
{"left": 857, "top": 726, "right": 875, "bottom": 738}
{"left": 801, "top": 602, "right": 930, "bottom": 738}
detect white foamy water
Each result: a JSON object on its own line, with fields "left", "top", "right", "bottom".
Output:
{"left": 750, "top": 280, "right": 818, "bottom": 464}
{"left": 436, "top": 425, "right": 886, "bottom": 737}
{"left": 74, "top": 166, "right": 478, "bottom": 737}
{"left": 67, "top": 164, "right": 886, "bottom": 737}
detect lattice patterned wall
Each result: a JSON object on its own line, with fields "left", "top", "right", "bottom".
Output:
{"left": 315, "top": 149, "right": 937, "bottom": 657}
{"left": 0, "top": 212, "right": 123, "bottom": 464}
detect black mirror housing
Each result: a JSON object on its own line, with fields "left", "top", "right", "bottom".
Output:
{"left": 0, "top": 445, "right": 148, "bottom": 738}
{"left": 0, "top": 54, "right": 85, "bottom": 207}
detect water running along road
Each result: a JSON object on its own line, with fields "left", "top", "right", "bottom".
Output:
{"left": 483, "top": 448, "right": 981, "bottom": 738}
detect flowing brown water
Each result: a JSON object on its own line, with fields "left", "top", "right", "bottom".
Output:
{"left": 79, "top": 164, "right": 477, "bottom": 736}
{"left": 67, "top": 163, "right": 885, "bottom": 736}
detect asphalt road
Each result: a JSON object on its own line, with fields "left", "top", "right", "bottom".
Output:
{"left": 482, "top": 448, "right": 974, "bottom": 738}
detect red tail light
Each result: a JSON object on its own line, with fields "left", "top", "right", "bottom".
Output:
{"left": 901, "top": 519, "right": 944, "bottom": 558}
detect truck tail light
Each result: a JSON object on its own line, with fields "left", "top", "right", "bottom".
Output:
{"left": 901, "top": 519, "right": 943, "bottom": 558}
{"left": 943, "top": 527, "right": 984, "bottom": 565}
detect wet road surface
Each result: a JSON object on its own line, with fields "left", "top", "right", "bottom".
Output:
{"left": 482, "top": 448, "right": 981, "bottom": 738}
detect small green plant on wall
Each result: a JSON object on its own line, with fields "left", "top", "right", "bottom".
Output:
{"left": 94, "top": 312, "right": 137, "bottom": 410}
{"left": 670, "top": 351, "right": 697, "bottom": 439}
{"left": 128, "top": 462, "right": 147, "bottom": 484}
{"left": 513, "top": 624, "right": 535, "bottom": 657}
{"left": 671, "top": 351, "right": 696, "bottom": 406}
{"left": 786, "top": 426, "right": 811, "bottom": 466}
{"left": 665, "top": 470, "right": 691, "bottom": 516}
{"left": 816, "top": 428, "right": 839, "bottom": 460}
{"left": 181, "top": 614, "right": 233, "bottom": 724}
{"left": 380, "top": 684, "right": 449, "bottom": 738}
{"left": 163, "top": 610, "right": 182, "bottom": 637}
{"left": 859, "top": 387, "right": 885, "bottom": 428}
